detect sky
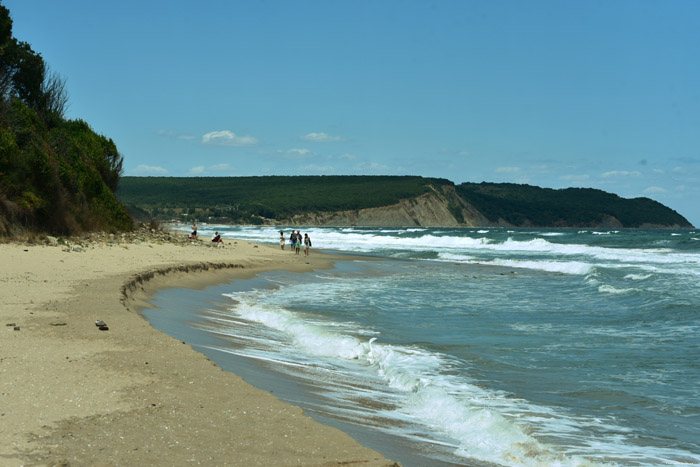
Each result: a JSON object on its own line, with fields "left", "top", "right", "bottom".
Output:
{"left": 5, "top": 0, "right": 700, "bottom": 226}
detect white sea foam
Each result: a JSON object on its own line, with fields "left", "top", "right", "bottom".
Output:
{"left": 598, "top": 284, "right": 638, "bottom": 295}
{"left": 624, "top": 273, "right": 652, "bottom": 281}
{"left": 162, "top": 226, "right": 700, "bottom": 466}
{"left": 225, "top": 297, "right": 625, "bottom": 466}
{"left": 438, "top": 252, "right": 595, "bottom": 275}
{"left": 509, "top": 323, "right": 556, "bottom": 333}
{"left": 192, "top": 226, "right": 700, "bottom": 277}
{"left": 490, "top": 259, "right": 594, "bottom": 275}
{"left": 235, "top": 303, "right": 367, "bottom": 360}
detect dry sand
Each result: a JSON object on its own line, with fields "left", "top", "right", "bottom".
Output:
{"left": 0, "top": 231, "right": 398, "bottom": 466}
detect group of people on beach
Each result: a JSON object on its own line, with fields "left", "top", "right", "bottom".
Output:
{"left": 189, "top": 224, "right": 223, "bottom": 245}
{"left": 281, "top": 230, "right": 311, "bottom": 256}
{"left": 191, "top": 224, "right": 313, "bottom": 253}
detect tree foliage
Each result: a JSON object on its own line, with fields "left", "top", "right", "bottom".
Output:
{"left": 0, "top": 2, "right": 131, "bottom": 236}
{"left": 117, "top": 177, "right": 693, "bottom": 228}
{"left": 456, "top": 182, "right": 692, "bottom": 228}
{"left": 117, "top": 175, "right": 444, "bottom": 223}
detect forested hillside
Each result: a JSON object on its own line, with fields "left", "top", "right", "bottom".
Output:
{"left": 117, "top": 176, "right": 693, "bottom": 228}
{"left": 116, "top": 176, "right": 444, "bottom": 224}
{"left": 456, "top": 182, "right": 692, "bottom": 228}
{"left": 0, "top": 2, "right": 132, "bottom": 236}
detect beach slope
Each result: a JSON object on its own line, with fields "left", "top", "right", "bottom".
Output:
{"left": 0, "top": 232, "right": 397, "bottom": 466}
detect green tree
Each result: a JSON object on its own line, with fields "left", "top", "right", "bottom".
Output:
{"left": 1, "top": 1, "right": 131, "bottom": 236}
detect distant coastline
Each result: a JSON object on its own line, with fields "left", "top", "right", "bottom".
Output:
{"left": 117, "top": 176, "right": 694, "bottom": 229}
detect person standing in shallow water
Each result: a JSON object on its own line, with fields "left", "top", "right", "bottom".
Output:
{"left": 304, "top": 233, "right": 311, "bottom": 256}
{"left": 279, "top": 231, "right": 285, "bottom": 250}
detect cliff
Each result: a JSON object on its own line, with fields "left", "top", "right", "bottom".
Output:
{"left": 116, "top": 176, "right": 694, "bottom": 229}
{"left": 284, "top": 183, "right": 693, "bottom": 229}
{"left": 288, "top": 185, "right": 463, "bottom": 227}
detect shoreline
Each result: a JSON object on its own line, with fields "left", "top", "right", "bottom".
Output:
{"left": 0, "top": 231, "right": 398, "bottom": 466}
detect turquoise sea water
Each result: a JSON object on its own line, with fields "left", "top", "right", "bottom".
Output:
{"left": 148, "top": 226, "right": 700, "bottom": 466}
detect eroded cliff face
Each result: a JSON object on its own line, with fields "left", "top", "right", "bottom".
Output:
{"left": 261, "top": 183, "right": 692, "bottom": 228}
{"left": 283, "top": 184, "right": 677, "bottom": 228}
{"left": 287, "top": 185, "right": 493, "bottom": 227}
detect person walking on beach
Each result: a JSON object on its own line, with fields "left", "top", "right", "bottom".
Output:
{"left": 295, "top": 230, "right": 302, "bottom": 255}
{"left": 290, "top": 231, "right": 297, "bottom": 252}
{"left": 190, "top": 223, "right": 198, "bottom": 239}
{"left": 280, "top": 231, "right": 285, "bottom": 250}
{"left": 304, "top": 233, "right": 312, "bottom": 256}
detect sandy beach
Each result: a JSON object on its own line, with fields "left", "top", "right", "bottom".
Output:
{"left": 0, "top": 230, "right": 398, "bottom": 466}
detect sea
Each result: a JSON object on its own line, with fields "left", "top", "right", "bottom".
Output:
{"left": 144, "top": 226, "right": 700, "bottom": 466}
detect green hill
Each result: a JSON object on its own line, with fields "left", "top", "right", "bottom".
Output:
{"left": 116, "top": 175, "right": 446, "bottom": 224}
{"left": 456, "top": 182, "right": 692, "bottom": 228}
{"left": 0, "top": 2, "right": 132, "bottom": 236}
{"left": 116, "top": 176, "right": 693, "bottom": 228}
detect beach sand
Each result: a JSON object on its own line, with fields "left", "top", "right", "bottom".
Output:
{"left": 0, "top": 231, "right": 398, "bottom": 466}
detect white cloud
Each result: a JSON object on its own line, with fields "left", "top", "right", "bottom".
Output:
{"left": 188, "top": 163, "right": 235, "bottom": 175}
{"left": 235, "top": 136, "right": 259, "bottom": 146}
{"left": 495, "top": 166, "right": 520, "bottom": 173}
{"left": 643, "top": 186, "right": 667, "bottom": 194}
{"left": 289, "top": 148, "right": 311, "bottom": 156}
{"left": 131, "top": 164, "right": 168, "bottom": 175}
{"left": 458, "top": 151, "right": 470, "bottom": 157}
{"left": 202, "top": 130, "right": 259, "bottom": 147}
{"left": 339, "top": 153, "right": 357, "bottom": 161}
{"left": 300, "top": 132, "right": 343, "bottom": 142}
{"left": 601, "top": 170, "right": 642, "bottom": 178}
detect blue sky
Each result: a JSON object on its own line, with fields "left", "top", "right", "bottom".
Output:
{"left": 5, "top": 0, "right": 700, "bottom": 226}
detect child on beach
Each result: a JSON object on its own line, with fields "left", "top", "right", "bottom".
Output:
{"left": 280, "top": 231, "right": 285, "bottom": 250}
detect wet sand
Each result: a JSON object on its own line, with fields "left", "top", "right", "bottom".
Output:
{"left": 0, "top": 232, "right": 398, "bottom": 466}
